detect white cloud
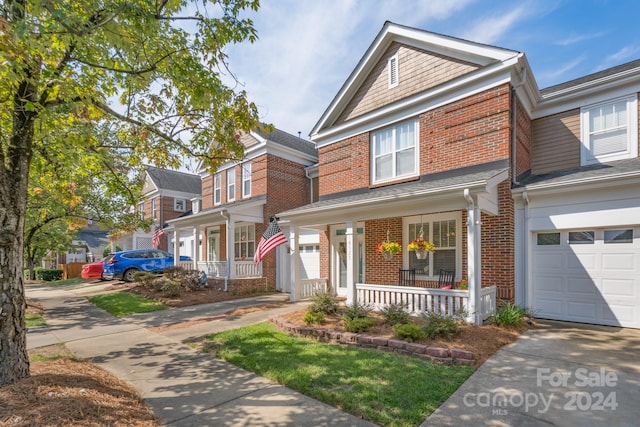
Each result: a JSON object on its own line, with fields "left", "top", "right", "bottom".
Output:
{"left": 553, "top": 31, "right": 606, "bottom": 46}
{"left": 597, "top": 45, "right": 640, "bottom": 69}
{"left": 460, "top": 4, "right": 529, "bottom": 44}
{"left": 535, "top": 56, "right": 585, "bottom": 88}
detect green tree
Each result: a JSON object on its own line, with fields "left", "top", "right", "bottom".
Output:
{"left": 0, "top": 0, "right": 261, "bottom": 385}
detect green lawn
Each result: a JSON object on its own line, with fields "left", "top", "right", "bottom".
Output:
{"left": 204, "top": 322, "right": 474, "bottom": 427}
{"left": 26, "top": 313, "right": 45, "bottom": 328}
{"left": 36, "top": 277, "right": 87, "bottom": 287}
{"left": 88, "top": 292, "right": 168, "bottom": 316}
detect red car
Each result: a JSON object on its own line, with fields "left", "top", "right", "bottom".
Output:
{"left": 81, "top": 259, "right": 105, "bottom": 280}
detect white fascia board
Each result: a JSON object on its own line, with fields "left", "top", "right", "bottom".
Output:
{"left": 158, "top": 189, "right": 201, "bottom": 200}
{"left": 242, "top": 140, "right": 317, "bottom": 166}
{"left": 533, "top": 73, "right": 640, "bottom": 119}
{"left": 167, "top": 198, "right": 266, "bottom": 229}
{"left": 512, "top": 172, "right": 640, "bottom": 197}
{"left": 313, "top": 67, "right": 514, "bottom": 147}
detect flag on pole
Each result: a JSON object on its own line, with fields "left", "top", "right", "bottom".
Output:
{"left": 152, "top": 228, "right": 165, "bottom": 248}
{"left": 254, "top": 218, "right": 288, "bottom": 264}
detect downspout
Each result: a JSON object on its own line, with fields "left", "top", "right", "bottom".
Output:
{"left": 220, "top": 210, "right": 229, "bottom": 292}
{"left": 521, "top": 191, "right": 530, "bottom": 307}
{"left": 511, "top": 66, "right": 527, "bottom": 186}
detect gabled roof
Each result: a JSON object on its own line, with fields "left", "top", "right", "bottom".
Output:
{"left": 252, "top": 126, "right": 318, "bottom": 157}
{"left": 311, "top": 21, "right": 521, "bottom": 138}
{"left": 146, "top": 166, "right": 201, "bottom": 195}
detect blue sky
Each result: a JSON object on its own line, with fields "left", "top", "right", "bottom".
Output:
{"left": 222, "top": 0, "right": 640, "bottom": 139}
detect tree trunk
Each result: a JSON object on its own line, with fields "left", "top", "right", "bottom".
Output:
{"left": 0, "top": 71, "right": 37, "bottom": 385}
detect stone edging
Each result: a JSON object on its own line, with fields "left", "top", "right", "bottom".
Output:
{"left": 269, "top": 316, "right": 475, "bottom": 365}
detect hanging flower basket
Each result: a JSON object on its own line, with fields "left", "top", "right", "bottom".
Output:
{"left": 376, "top": 241, "right": 401, "bottom": 260}
{"left": 407, "top": 236, "right": 435, "bottom": 258}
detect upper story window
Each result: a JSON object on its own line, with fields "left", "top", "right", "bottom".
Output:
{"left": 137, "top": 203, "right": 144, "bottom": 220}
{"left": 151, "top": 198, "right": 157, "bottom": 219}
{"left": 242, "top": 162, "right": 251, "bottom": 198}
{"left": 388, "top": 54, "right": 399, "bottom": 89}
{"left": 227, "top": 168, "right": 235, "bottom": 202}
{"left": 174, "top": 198, "right": 186, "bottom": 212}
{"left": 213, "top": 173, "right": 221, "bottom": 205}
{"left": 581, "top": 94, "right": 638, "bottom": 165}
{"left": 403, "top": 212, "right": 461, "bottom": 279}
{"left": 371, "top": 119, "right": 418, "bottom": 184}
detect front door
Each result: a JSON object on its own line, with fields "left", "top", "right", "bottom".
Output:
{"left": 332, "top": 224, "right": 364, "bottom": 297}
{"left": 208, "top": 232, "right": 219, "bottom": 262}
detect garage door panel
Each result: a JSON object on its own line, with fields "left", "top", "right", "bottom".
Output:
{"left": 567, "top": 278, "right": 599, "bottom": 296}
{"left": 535, "top": 298, "right": 563, "bottom": 318}
{"left": 534, "top": 276, "right": 563, "bottom": 292}
{"left": 602, "top": 304, "right": 635, "bottom": 325}
{"left": 602, "top": 253, "right": 635, "bottom": 271}
{"left": 602, "top": 279, "right": 636, "bottom": 297}
{"left": 534, "top": 253, "right": 563, "bottom": 270}
{"left": 566, "top": 301, "right": 598, "bottom": 321}
{"left": 567, "top": 252, "right": 597, "bottom": 271}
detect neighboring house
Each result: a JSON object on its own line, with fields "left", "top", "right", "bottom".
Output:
{"left": 166, "top": 126, "right": 319, "bottom": 291}
{"left": 278, "top": 22, "right": 640, "bottom": 328}
{"left": 125, "top": 166, "right": 201, "bottom": 253}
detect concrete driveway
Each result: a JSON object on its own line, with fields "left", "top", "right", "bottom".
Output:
{"left": 423, "top": 320, "right": 640, "bottom": 426}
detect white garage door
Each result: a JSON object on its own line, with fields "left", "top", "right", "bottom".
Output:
{"left": 532, "top": 227, "right": 640, "bottom": 328}
{"left": 299, "top": 244, "right": 320, "bottom": 279}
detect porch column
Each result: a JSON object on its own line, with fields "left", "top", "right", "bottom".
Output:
{"left": 345, "top": 221, "right": 356, "bottom": 306}
{"left": 289, "top": 224, "right": 300, "bottom": 302}
{"left": 193, "top": 225, "right": 200, "bottom": 270}
{"left": 226, "top": 215, "right": 235, "bottom": 279}
{"left": 465, "top": 190, "right": 482, "bottom": 325}
{"left": 173, "top": 228, "right": 180, "bottom": 258}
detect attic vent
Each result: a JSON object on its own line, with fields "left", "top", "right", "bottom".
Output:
{"left": 388, "top": 54, "right": 399, "bottom": 88}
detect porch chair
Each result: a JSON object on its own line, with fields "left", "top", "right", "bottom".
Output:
{"left": 398, "top": 269, "right": 416, "bottom": 287}
{"left": 438, "top": 269, "right": 455, "bottom": 289}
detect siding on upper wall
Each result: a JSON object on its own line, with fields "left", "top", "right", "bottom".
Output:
{"left": 335, "top": 42, "right": 479, "bottom": 125}
{"left": 531, "top": 109, "right": 580, "bottom": 175}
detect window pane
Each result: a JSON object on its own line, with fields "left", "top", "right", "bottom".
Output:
{"left": 396, "top": 147, "right": 415, "bottom": 176}
{"left": 396, "top": 122, "right": 415, "bottom": 150}
{"left": 434, "top": 249, "right": 455, "bottom": 272}
{"left": 591, "top": 129, "right": 627, "bottom": 156}
{"left": 375, "top": 154, "right": 392, "bottom": 180}
{"left": 537, "top": 233, "right": 560, "bottom": 245}
{"left": 569, "top": 231, "right": 594, "bottom": 244}
{"left": 409, "top": 252, "right": 429, "bottom": 274}
{"left": 604, "top": 229, "right": 633, "bottom": 244}
{"left": 375, "top": 129, "right": 393, "bottom": 155}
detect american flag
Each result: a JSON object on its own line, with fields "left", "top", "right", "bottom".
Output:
{"left": 253, "top": 218, "right": 288, "bottom": 264}
{"left": 152, "top": 228, "right": 164, "bottom": 248}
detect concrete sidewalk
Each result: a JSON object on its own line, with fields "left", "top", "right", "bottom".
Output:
{"left": 27, "top": 284, "right": 375, "bottom": 426}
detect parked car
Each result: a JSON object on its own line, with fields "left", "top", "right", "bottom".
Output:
{"left": 81, "top": 259, "right": 105, "bottom": 280}
{"left": 102, "top": 249, "right": 192, "bottom": 282}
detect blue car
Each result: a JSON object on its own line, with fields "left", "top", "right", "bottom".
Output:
{"left": 102, "top": 249, "right": 192, "bottom": 282}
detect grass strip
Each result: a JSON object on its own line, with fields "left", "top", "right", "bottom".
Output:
{"left": 26, "top": 313, "right": 46, "bottom": 328}
{"left": 204, "top": 322, "right": 474, "bottom": 427}
{"left": 88, "top": 292, "right": 168, "bottom": 317}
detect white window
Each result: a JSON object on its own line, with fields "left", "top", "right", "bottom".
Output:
{"left": 174, "top": 199, "right": 186, "bottom": 212}
{"left": 234, "top": 224, "right": 255, "bottom": 259}
{"left": 581, "top": 94, "right": 638, "bottom": 165}
{"left": 137, "top": 203, "right": 144, "bottom": 220}
{"left": 242, "top": 162, "right": 251, "bottom": 198}
{"left": 371, "top": 120, "right": 418, "bottom": 184}
{"left": 403, "top": 212, "right": 461, "bottom": 278}
{"left": 151, "top": 198, "right": 157, "bottom": 219}
{"left": 227, "top": 169, "right": 235, "bottom": 202}
{"left": 388, "top": 54, "right": 399, "bottom": 88}
{"left": 213, "top": 173, "right": 221, "bottom": 205}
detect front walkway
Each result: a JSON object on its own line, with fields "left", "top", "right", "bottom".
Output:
{"left": 422, "top": 320, "right": 640, "bottom": 426}
{"left": 26, "top": 283, "right": 375, "bottom": 426}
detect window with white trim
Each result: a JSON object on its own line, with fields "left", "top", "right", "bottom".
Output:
{"left": 403, "top": 212, "right": 460, "bottom": 278}
{"left": 388, "top": 54, "right": 399, "bottom": 88}
{"left": 174, "top": 198, "right": 186, "bottom": 212}
{"left": 213, "top": 173, "right": 221, "bottom": 205}
{"left": 242, "top": 162, "right": 251, "bottom": 198}
{"left": 227, "top": 168, "right": 235, "bottom": 202}
{"left": 371, "top": 120, "right": 418, "bottom": 184}
{"left": 234, "top": 224, "right": 255, "bottom": 259}
{"left": 151, "top": 198, "right": 157, "bottom": 219}
{"left": 581, "top": 94, "right": 638, "bottom": 165}
{"left": 137, "top": 203, "right": 144, "bottom": 220}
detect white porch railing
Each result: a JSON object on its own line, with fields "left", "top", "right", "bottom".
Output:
{"left": 352, "top": 284, "right": 497, "bottom": 322}
{"left": 191, "top": 260, "right": 262, "bottom": 278}
{"left": 292, "top": 278, "right": 329, "bottom": 300}
{"left": 177, "top": 261, "right": 195, "bottom": 270}
{"left": 196, "top": 261, "right": 228, "bottom": 277}
{"left": 235, "top": 260, "right": 262, "bottom": 278}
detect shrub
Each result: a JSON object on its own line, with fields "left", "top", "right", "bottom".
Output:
{"left": 308, "top": 292, "right": 339, "bottom": 315}
{"left": 303, "top": 311, "right": 325, "bottom": 325}
{"left": 343, "top": 316, "right": 376, "bottom": 333}
{"left": 380, "top": 303, "right": 410, "bottom": 326}
{"left": 393, "top": 323, "right": 426, "bottom": 342}
{"left": 342, "top": 302, "right": 371, "bottom": 320}
{"left": 133, "top": 271, "right": 157, "bottom": 289}
{"left": 34, "top": 268, "right": 63, "bottom": 281}
{"left": 163, "top": 266, "right": 185, "bottom": 281}
{"left": 103, "top": 244, "right": 122, "bottom": 257}
{"left": 158, "top": 279, "right": 181, "bottom": 297}
{"left": 422, "top": 312, "right": 460, "bottom": 340}
{"left": 489, "top": 302, "right": 533, "bottom": 327}
{"left": 162, "top": 266, "right": 206, "bottom": 291}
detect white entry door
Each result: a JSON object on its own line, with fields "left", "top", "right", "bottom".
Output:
{"left": 332, "top": 225, "right": 364, "bottom": 297}
{"left": 532, "top": 227, "right": 640, "bottom": 328}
